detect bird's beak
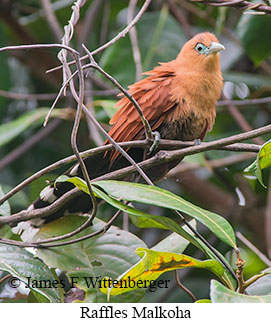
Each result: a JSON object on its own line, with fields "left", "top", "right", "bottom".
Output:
{"left": 207, "top": 42, "right": 225, "bottom": 55}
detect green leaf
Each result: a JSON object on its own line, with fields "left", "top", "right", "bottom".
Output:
{"left": 0, "top": 244, "right": 61, "bottom": 303}
{"left": 210, "top": 280, "right": 271, "bottom": 303}
{"left": 151, "top": 223, "right": 196, "bottom": 254}
{"left": 246, "top": 269, "right": 271, "bottom": 296}
{"left": 60, "top": 177, "right": 235, "bottom": 289}
{"left": 92, "top": 180, "right": 237, "bottom": 249}
{"left": 0, "top": 225, "right": 21, "bottom": 241}
{"left": 92, "top": 185, "right": 235, "bottom": 290}
{"left": 60, "top": 176, "right": 202, "bottom": 252}
{"left": 238, "top": 14, "right": 271, "bottom": 65}
{"left": 27, "top": 290, "right": 50, "bottom": 303}
{"left": 0, "top": 108, "right": 63, "bottom": 147}
{"left": 258, "top": 140, "right": 271, "bottom": 170}
{"left": 35, "top": 216, "right": 147, "bottom": 303}
{"left": 100, "top": 248, "right": 224, "bottom": 297}
{"left": 63, "top": 177, "right": 236, "bottom": 290}
{"left": 244, "top": 140, "right": 271, "bottom": 188}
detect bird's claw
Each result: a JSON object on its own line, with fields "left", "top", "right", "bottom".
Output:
{"left": 194, "top": 138, "right": 201, "bottom": 146}
{"left": 148, "top": 131, "right": 161, "bottom": 155}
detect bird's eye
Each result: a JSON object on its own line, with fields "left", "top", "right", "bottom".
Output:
{"left": 195, "top": 43, "right": 206, "bottom": 54}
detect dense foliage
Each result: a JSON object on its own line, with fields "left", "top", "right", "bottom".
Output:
{"left": 0, "top": 0, "right": 271, "bottom": 303}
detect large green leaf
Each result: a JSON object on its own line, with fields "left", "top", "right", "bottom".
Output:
{"left": 246, "top": 269, "right": 271, "bottom": 296}
{"left": 92, "top": 180, "right": 237, "bottom": 249}
{"left": 35, "top": 216, "right": 147, "bottom": 303}
{"left": 57, "top": 176, "right": 236, "bottom": 290}
{"left": 0, "top": 244, "right": 61, "bottom": 303}
{"left": 210, "top": 280, "right": 271, "bottom": 303}
{"left": 238, "top": 14, "right": 271, "bottom": 65}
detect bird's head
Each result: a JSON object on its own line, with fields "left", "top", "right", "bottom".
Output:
{"left": 177, "top": 32, "right": 225, "bottom": 72}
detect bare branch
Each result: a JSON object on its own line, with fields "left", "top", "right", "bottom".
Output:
{"left": 0, "top": 208, "right": 121, "bottom": 248}
{"left": 0, "top": 140, "right": 261, "bottom": 207}
{"left": 222, "top": 94, "right": 265, "bottom": 146}
{"left": 217, "top": 97, "right": 271, "bottom": 106}
{"left": 189, "top": 0, "right": 271, "bottom": 14}
{"left": 46, "top": 0, "right": 152, "bottom": 74}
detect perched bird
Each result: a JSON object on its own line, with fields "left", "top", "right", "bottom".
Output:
{"left": 17, "top": 32, "right": 224, "bottom": 237}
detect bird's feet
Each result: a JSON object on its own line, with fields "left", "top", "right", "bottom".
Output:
{"left": 194, "top": 138, "right": 201, "bottom": 146}
{"left": 148, "top": 131, "right": 161, "bottom": 155}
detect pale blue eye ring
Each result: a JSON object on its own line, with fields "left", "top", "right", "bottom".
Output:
{"left": 195, "top": 43, "right": 206, "bottom": 54}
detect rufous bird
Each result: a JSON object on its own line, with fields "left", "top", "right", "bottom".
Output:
{"left": 17, "top": 32, "right": 225, "bottom": 238}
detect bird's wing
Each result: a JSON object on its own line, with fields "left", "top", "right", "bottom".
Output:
{"left": 105, "top": 63, "right": 177, "bottom": 161}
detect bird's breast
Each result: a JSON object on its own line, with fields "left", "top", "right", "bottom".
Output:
{"left": 157, "top": 111, "right": 210, "bottom": 141}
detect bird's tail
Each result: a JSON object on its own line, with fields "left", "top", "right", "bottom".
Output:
{"left": 13, "top": 151, "right": 112, "bottom": 240}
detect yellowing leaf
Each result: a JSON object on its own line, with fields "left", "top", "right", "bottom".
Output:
{"left": 100, "top": 248, "right": 224, "bottom": 297}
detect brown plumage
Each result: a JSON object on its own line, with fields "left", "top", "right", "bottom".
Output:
{"left": 106, "top": 32, "right": 223, "bottom": 163}
{"left": 30, "top": 32, "right": 224, "bottom": 225}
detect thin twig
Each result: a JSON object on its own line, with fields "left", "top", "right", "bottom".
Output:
{"left": 76, "top": 0, "right": 105, "bottom": 145}
{"left": 32, "top": 212, "right": 96, "bottom": 245}
{"left": 0, "top": 208, "right": 121, "bottom": 248}
{"left": 175, "top": 270, "right": 197, "bottom": 302}
{"left": 222, "top": 94, "right": 265, "bottom": 146}
{"left": 57, "top": 0, "right": 88, "bottom": 94}
{"left": 0, "top": 274, "right": 11, "bottom": 286}
{"left": 0, "top": 140, "right": 262, "bottom": 207}
{"left": 175, "top": 210, "right": 237, "bottom": 283}
{"left": 88, "top": 124, "right": 271, "bottom": 183}
{"left": 0, "top": 43, "right": 79, "bottom": 55}
{"left": 190, "top": 0, "right": 271, "bottom": 15}
{"left": 217, "top": 97, "right": 271, "bottom": 106}
{"left": 46, "top": 0, "right": 152, "bottom": 74}
{"left": 0, "top": 188, "right": 82, "bottom": 226}
{"left": 67, "top": 51, "right": 99, "bottom": 239}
